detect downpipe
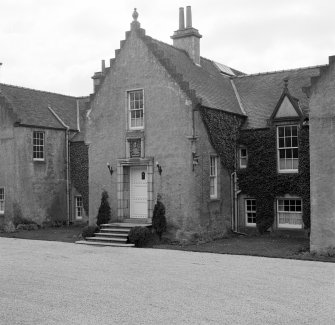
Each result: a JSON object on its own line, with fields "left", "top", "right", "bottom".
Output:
{"left": 230, "top": 171, "right": 247, "bottom": 236}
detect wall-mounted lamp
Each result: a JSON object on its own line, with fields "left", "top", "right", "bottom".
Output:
{"left": 192, "top": 152, "right": 199, "bottom": 171}
{"left": 107, "top": 162, "right": 113, "bottom": 175}
{"left": 156, "top": 161, "right": 162, "bottom": 175}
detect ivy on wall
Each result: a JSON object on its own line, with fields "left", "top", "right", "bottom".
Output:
{"left": 200, "top": 107, "right": 245, "bottom": 172}
{"left": 237, "top": 126, "right": 310, "bottom": 233}
{"left": 70, "top": 142, "right": 89, "bottom": 213}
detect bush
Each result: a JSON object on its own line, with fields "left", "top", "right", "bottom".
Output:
{"left": 3, "top": 221, "right": 16, "bottom": 233}
{"left": 16, "top": 223, "right": 38, "bottom": 231}
{"left": 96, "top": 190, "right": 111, "bottom": 226}
{"left": 152, "top": 195, "right": 167, "bottom": 240}
{"left": 13, "top": 215, "right": 36, "bottom": 227}
{"left": 82, "top": 225, "right": 99, "bottom": 239}
{"left": 128, "top": 226, "right": 151, "bottom": 247}
{"left": 49, "top": 220, "right": 66, "bottom": 227}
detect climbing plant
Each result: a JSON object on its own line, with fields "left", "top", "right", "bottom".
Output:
{"left": 200, "top": 107, "right": 245, "bottom": 172}
{"left": 237, "top": 126, "right": 310, "bottom": 233}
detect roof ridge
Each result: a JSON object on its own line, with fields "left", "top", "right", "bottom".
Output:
{"left": 145, "top": 36, "right": 186, "bottom": 54}
{"left": 144, "top": 37, "right": 239, "bottom": 74}
{"left": 0, "top": 82, "right": 78, "bottom": 98}
{"left": 234, "top": 64, "right": 325, "bottom": 78}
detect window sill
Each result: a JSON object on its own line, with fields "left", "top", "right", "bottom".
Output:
{"left": 278, "top": 170, "right": 298, "bottom": 174}
{"left": 33, "top": 159, "right": 45, "bottom": 163}
{"left": 129, "top": 127, "right": 144, "bottom": 131}
{"left": 277, "top": 225, "right": 303, "bottom": 230}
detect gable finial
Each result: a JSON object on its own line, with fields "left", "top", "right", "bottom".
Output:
{"left": 283, "top": 77, "right": 289, "bottom": 90}
{"left": 132, "top": 8, "right": 138, "bottom": 21}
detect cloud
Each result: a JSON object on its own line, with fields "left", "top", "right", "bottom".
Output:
{"left": 1, "top": 0, "right": 334, "bottom": 95}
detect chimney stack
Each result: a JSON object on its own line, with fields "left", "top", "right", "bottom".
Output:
{"left": 171, "top": 6, "right": 202, "bottom": 66}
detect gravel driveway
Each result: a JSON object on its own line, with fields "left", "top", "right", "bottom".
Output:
{"left": 0, "top": 238, "right": 334, "bottom": 324}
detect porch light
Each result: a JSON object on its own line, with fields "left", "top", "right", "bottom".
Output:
{"left": 156, "top": 162, "right": 162, "bottom": 175}
{"left": 192, "top": 152, "right": 199, "bottom": 171}
{"left": 107, "top": 162, "right": 113, "bottom": 175}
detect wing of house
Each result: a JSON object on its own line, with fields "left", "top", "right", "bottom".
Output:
{"left": 0, "top": 84, "right": 89, "bottom": 226}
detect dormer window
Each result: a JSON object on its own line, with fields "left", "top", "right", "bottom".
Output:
{"left": 128, "top": 90, "right": 144, "bottom": 129}
{"left": 277, "top": 125, "right": 298, "bottom": 172}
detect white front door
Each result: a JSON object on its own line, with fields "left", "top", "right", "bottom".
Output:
{"left": 130, "top": 166, "right": 148, "bottom": 218}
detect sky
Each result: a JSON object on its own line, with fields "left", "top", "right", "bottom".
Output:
{"left": 0, "top": 0, "right": 334, "bottom": 97}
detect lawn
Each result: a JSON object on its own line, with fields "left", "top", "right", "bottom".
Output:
{"left": 0, "top": 225, "right": 82, "bottom": 243}
{"left": 0, "top": 226, "right": 334, "bottom": 262}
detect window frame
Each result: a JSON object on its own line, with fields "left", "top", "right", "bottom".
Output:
{"left": 33, "top": 131, "right": 45, "bottom": 161}
{"left": 277, "top": 198, "right": 303, "bottom": 229}
{"left": 239, "top": 147, "right": 248, "bottom": 168}
{"left": 277, "top": 125, "right": 299, "bottom": 173}
{"left": 209, "top": 156, "right": 218, "bottom": 199}
{"left": 245, "top": 198, "right": 256, "bottom": 227}
{"left": 128, "top": 89, "right": 144, "bottom": 130}
{"left": 75, "top": 196, "right": 83, "bottom": 220}
{"left": 0, "top": 187, "right": 4, "bottom": 214}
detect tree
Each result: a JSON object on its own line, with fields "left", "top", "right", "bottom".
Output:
{"left": 96, "top": 190, "right": 111, "bottom": 226}
{"left": 152, "top": 194, "right": 167, "bottom": 240}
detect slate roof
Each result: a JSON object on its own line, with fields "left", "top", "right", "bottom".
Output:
{"left": 0, "top": 83, "right": 81, "bottom": 130}
{"left": 145, "top": 37, "right": 245, "bottom": 116}
{"left": 233, "top": 66, "right": 322, "bottom": 129}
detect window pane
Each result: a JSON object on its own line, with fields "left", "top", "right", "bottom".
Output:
{"left": 285, "top": 137, "right": 292, "bottom": 147}
{"left": 293, "top": 159, "right": 298, "bottom": 169}
{"left": 292, "top": 126, "right": 298, "bottom": 136}
{"left": 278, "top": 127, "right": 284, "bottom": 137}
{"left": 292, "top": 137, "right": 298, "bottom": 147}
{"left": 285, "top": 126, "right": 291, "bottom": 137}
{"left": 293, "top": 148, "right": 298, "bottom": 158}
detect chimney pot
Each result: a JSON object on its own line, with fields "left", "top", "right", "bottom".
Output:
{"left": 186, "top": 6, "right": 192, "bottom": 28}
{"left": 101, "top": 60, "right": 106, "bottom": 74}
{"left": 179, "top": 7, "right": 185, "bottom": 30}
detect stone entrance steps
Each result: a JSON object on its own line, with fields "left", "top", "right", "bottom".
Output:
{"left": 76, "top": 222, "right": 152, "bottom": 247}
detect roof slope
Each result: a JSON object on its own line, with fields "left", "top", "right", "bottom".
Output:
{"left": 0, "top": 83, "right": 80, "bottom": 130}
{"left": 233, "top": 66, "right": 321, "bottom": 129}
{"left": 145, "top": 37, "right": 245, "bottom": 116}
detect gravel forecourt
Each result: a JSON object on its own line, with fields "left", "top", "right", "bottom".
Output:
{"left": 0, "top": 238, "right": 334, "bottom": 325}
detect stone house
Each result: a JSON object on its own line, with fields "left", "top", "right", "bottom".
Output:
{"left": 86, "top": 7, "right": 324, "bottom": 240}
{"left": 0, "top": 84, "right": 89, "bottom": 227}
{"left": 309, "top": 56, "right": 335, "bottom": 254}
{"left": 86, "top": 7, "right": 246, "bottom": 240}
{"left": 1, "top": 6, "right": 334, "bottom": 247}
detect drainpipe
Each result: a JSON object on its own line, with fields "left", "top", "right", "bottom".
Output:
{"left": 65, "top": 128, "right": 70, "bottom": 225}
{"left": 48, "top": 105, "right": 71, "bottom": 225}
{"left": 230, "top": 171, "right": 246, "bottom": 236}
